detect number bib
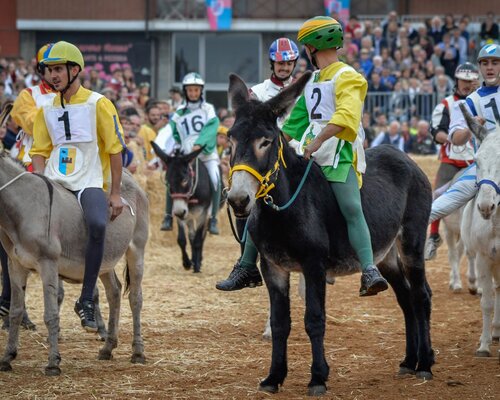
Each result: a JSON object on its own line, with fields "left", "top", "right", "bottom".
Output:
{"left": 44, "top": 103, "right": 96, "bottom": 145}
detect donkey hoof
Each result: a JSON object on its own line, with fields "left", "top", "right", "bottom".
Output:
{"left": 468, "top": 288, "right": 478, "bottom": 296}
{"left": 131, "top": 353, "right": 146, "bottom": 364}
{"left": 183, "top": 260, "right": 192, "bottom": 270}
{"left": 259, "top": 383, "right": 279, "bottom": 394}
{"left": 44, "top": 366, "right": 61, "bottom": 376}
{"left": 398, "top": 366, "right": 416, "bottom": 376}
{"left": 492, "top": 336, "right": 499, "bottom": 343}
{"left": 475, "top": 350, "right": 491, "bottom": 357}
{"left": 416, "top": 371, "right": 433, "bottom": 380}
{"left": 98, "top": 350, "right": 113, "bottom": 360}
{"left": 0, "top": 361, "right": 12, "bottom": 372}
{"left": 308, "top": 384, "right": 327, "bottom": 396}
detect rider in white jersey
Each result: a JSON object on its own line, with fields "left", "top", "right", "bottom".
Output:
{"left": 160, "top": 72, "right": 221, "bottom": 235}
{"left": 215, "top": 38, "right": 302, "bottom": 291}
{"left": 429, "top": 43, "right": 500, "bottom": 223}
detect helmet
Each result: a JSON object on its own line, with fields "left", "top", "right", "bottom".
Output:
{"left": 477, "top": 43, "right": 500, "bottom": 62}
{"left": 182, "top": 72, "right": 205, "bottom": 86}
{"left": 36, "top": 43, "right": 53, "bottom": 75}
{"left": 41, "top": 41, "right": 85, "bottom": 70}
{"left": 269, "top": 38, "right": 299, "bottom": 62}
{"left": 297, "top": 16, "right": 343, "bottom": 50}
{"left": 454, "top": 62, "right": 479, "bottom": 81}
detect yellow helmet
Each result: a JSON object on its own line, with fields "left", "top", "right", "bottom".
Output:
{"left": 41, "top": 41, "right": 84, "bottom": 70}
{"left": 297, "top": 16, "right": 343, "bottom": 50}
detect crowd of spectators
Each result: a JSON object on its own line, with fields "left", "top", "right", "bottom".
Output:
{"left": 1, "top": 11, "right": 499, "bottom": 162}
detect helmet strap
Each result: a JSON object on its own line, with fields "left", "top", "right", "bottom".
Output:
{"left": 60, "top": 64, "right": 80, "bottom": 109}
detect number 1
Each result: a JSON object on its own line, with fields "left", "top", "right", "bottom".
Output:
{"left": 58, "top": 111, "right": 71, "bottom": 140}
{"left": 484, "top": 98, "right": 500, "bottom": 125}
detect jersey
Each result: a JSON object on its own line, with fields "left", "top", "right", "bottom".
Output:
{"left": 431, "top": 94, "right": 475, "bottom": 167}
{"left": 10, "top": 82, "right": 56, "bottom": 164}
{"left": 282, "top": 62, "right": 367, "bottom": 186}
{"left": 31, "top": 86, "right": 125, "bottom": 191}
{"left": 170, "top": 101, "right": 220, "bottom": 163}
{"left": 449, "top": 85, "right": 500, "bottom": 143}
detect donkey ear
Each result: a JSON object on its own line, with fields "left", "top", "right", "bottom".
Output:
{"left": 151, "top": 141, "right": 173, "bottom": 165}
{"left": 458, "top": 102, "right": 488, "bottom": 143}
{"left": 266, "top": 71, "right": 312, "bottom": 118}
{"left": 228, "top": 73, "right": 249, "bottom": 111}
{"left": 183, "top": 146, "right": 205, "bottom": 163}
{"left": 0, "top": 102, "right": 13, "bottom": 127}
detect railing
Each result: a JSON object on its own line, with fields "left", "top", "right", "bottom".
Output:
{"left": 364, "top": 91, "right": 439, "bottom": 122}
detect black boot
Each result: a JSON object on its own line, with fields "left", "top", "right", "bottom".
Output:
{"left": 160, "top": 214, "right": 173, "bottom": 231}
{"left": 216, "top": 261, "right": 263, "bottom": 291}
{"left": 208, "top": 217, "right": 219, "bottom": 235}
{"left": 359, "top": 265, "right": 388, "bottom": 297}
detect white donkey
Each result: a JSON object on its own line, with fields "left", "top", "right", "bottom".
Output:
{"left": 459, "top": 103, "right": 500, "bottom": 358}
{"left": 0, "top": 106, "right": 149, "bottom": 375}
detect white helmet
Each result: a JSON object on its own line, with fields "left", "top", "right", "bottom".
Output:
{"left": 182, "top": 72, "right": 205, "bottom": 86}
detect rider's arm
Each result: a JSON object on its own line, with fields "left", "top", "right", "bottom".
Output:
{"left": 30, "top": 108, "right": 52, "bottom": 172}
{"left": 194, "top": 107, "right": 219, "bottom": 154}
{"left": 430, "top": 102, "right": 450, "bottom": 144}
{"left": 281, "top": 95, "right": 309, "bottom": 141}
{"left": 10, "top": 89, "right": 37, "bottom": 135}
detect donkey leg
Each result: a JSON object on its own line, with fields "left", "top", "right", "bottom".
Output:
{"left": 0, "top": 264, "right": 28, "bottom": 372}
{"left": 302, "top": 265, "right": 329, "bottom": 396}
{"left": 492, "top": 269, "right": 500, "bottom": 342}
{"left": 93, "top": 286, "right": 107, "bottom": 341}
{"left": 259, "top": 258, "right": 291, "bottom": 394}
{"left": 191, "top": 224, "right": 205, "bottom": 273}
{"left": 476, "top": 255, "right": 494, "bottom": 357}
{"left": 97, "top": 271, "right": 121, "bottom": 360}
{"left": 39, "top": 259, "right": 62, "bottom": 376}
{"left": 445, "top": 228, "right": 463, "bottom": 292}
{"left": 125, "top": 246, "right": 146, "bottom": 364}
{"left": 177, "top": 223, "right": 191, "bottom": 270}
{"left": 466, "top": 252, "right": 478, "bottom": 295}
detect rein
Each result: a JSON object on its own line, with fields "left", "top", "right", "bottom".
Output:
{"left": 478, "top": 179, "right": 500, "bottom": 205}
{"left": 168, "top": 158, "right": 200, "bottom": 204}
{"left": 0, "top": 171, "right": 29, "bottom": 192}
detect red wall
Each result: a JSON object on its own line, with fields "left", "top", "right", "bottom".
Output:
{"left": 0, "top": 0, "right": 20, "bottom": 57}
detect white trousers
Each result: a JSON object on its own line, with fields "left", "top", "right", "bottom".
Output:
{"left": 203, "top": 158, "right": 220, "bottom": 191}
{"left": 429, "top": 164, "right": 477, "bottom": 223}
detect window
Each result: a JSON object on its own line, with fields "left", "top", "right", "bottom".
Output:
{"left": 174, "top": 33, "right": 199, "bottom": 82}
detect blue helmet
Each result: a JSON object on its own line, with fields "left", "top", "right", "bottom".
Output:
{"left": 269, "top": 38, "right": 300, "bottom": 62}
{"left": 477, "top": 43, "right": 500, "bottom": 62}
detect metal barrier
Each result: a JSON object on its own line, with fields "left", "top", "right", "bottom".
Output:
{"left": 364, "top": 91, "right": 439, "bottom": 122}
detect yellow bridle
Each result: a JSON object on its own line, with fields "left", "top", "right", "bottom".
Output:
{"left": 228, "top": 137, "right": 287, "bottom": 199}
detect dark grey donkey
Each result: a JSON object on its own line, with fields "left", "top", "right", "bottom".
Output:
{"left": 226, "top": 72, "right": 434, "bottom": 396}
{"left": 0, "top": 106, "right": 149, "bottom": 376}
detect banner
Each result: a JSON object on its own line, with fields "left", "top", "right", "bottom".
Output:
{"left": 206, "top": 0, "right": 232, "bottom": 31}
{"left": 324, "top": 0, "right": 350, "bottom": 26}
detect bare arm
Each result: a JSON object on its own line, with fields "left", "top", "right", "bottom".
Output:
{"left": 451, "top": 128, "right": 472, "bottom": 146}
{"left": 109, "top": 152, "right": 124, "bottom": 221}
{"left": 31, "top": 155, "right": 46, "bottom": 174}
{"left": 434, "top": 130, "right": 449, "bottom": 144}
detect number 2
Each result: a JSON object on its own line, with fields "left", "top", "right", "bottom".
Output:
{"left": 311, "top": 88, "right": 322, "bottom": 120}
{"left": 58, "top": 111, "right": 71, "bottom": 140}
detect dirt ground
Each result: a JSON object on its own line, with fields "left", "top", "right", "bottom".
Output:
{"left": 0, "top": 156, "right": 499, "bottom": 400}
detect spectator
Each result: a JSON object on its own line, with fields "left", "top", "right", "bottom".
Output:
{"left": 428, "top": 16, "right": 444, "bottom": 45}
{"left": 345, "top": 15, "right": 361, "bottom": 36}
{"left": 413, "top": 79, "right": 435, "bottom": 120}
{"left": 373, "top": 112, "right": 388, "bottom": 136}
{"left": 359, "top": 48, "right": 374, "bottom": 77}
{"left": 168, "top": 86, "right": 183, "bottom": 110}
{"left": 370, "top": 120, "right": 405, "bottom": 151}
{"left": 442, "top": 14, "right": 457, "bottom": 34}
{"left": 342, "top": 32, "right": 359, "bottom": 58}
{"left": 362, "top": 111, "right": 376, "bottom": 148}
{"left": 480, "top": 11, "right": 499, "bottom": 45}
{"left": 438, "top": 32, "right": 460, "bottom": 77}
{"left": 451, "top": 27, "right": 468, "bottom": 64}
{"left": 405, "top": 120, "right": 437, "bottom": 155}
{"left": 371, "top": 26, "right": 387, "bottom": 56}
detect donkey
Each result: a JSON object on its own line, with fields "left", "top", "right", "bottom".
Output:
{"left": 458, "top": 103, "right": 500, "bottom": 358}
{"left": 151, "top": 143, "right": 214, "bottom": 273}
{"left": 226, "top": 72, "right": 434, "bottom": 395}
{"left": 0, "top": 134, "right": 148, "bottom": 375}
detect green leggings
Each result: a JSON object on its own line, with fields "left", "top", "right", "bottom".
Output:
{"left": 239, "top": 167, "right": 373, "bottom": 271}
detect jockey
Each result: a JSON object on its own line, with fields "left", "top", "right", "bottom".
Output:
{"left": 429, "top": 43, "right": 500, "bottom": 224}
{"left": 425, "top": 62, "right": 479, "bottom": 260}
{"left": 160, "top": 72, "right": 221, "bottom": 235}
{"left": 286, "top": 15, "right": 388, "bottom": 296}
{"left": 30, "top": 41, "right": 125, "bottom": 332}
{"left": 216, "top": 38, "right": 300, "bottom": 291}
{"left": 10, "top": 44, "right": 57, "bottom": 170}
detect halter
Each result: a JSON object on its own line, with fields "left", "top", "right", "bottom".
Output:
{"left": 477, "top": 179, "right": 500, "bottom": 195}
{"left": 168, "top": 158, "right": 199, "bottom": 204}
{"left": 0, "top": 171, "right": 29, "bottom": 193}
{"left": 228, "top": 136, "right": 287, "bottom": 199}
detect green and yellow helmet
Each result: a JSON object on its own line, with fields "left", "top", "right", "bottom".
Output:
{"left": 297, "top": 16, "right": 343, "bottom": 50}
{"left": 41, "top": 41, "right": 84, "bottom": 70}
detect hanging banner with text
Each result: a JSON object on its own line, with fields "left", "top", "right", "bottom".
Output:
{"left": 206, "top": 0, "right": 232, "bottom": 31}
{"left": 324, "top": 0, "right": 350, "bottom": 26}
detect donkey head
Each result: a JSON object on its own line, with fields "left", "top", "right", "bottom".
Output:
{"left": 459, "top": 103, "right": 500, "bottom": 219}
{"left": 226, "top": 71, "right": 311, "bottom": 216}
{"left": 151, "top": 141, "right": 204, "bottom": 220}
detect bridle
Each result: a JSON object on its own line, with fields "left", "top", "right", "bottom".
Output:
{"left": 168, "top": 157, "right": 200, "bottom": 204}
{"left": 228, "top": 136, "right": 287, "bottom": 200}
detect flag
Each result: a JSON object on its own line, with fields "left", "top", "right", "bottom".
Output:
{"left": 324, "top": 0, "right": 350, "bottom": 26}
{"left": 206, "top": 0, "right": 232, "bottom": 31}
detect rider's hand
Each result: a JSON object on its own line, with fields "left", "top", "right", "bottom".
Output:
{"left": 304, "top": 138, "right": 321, "bottom": 160}
{"left": 109, "top": 193, "right": 124, "bottom": 221}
